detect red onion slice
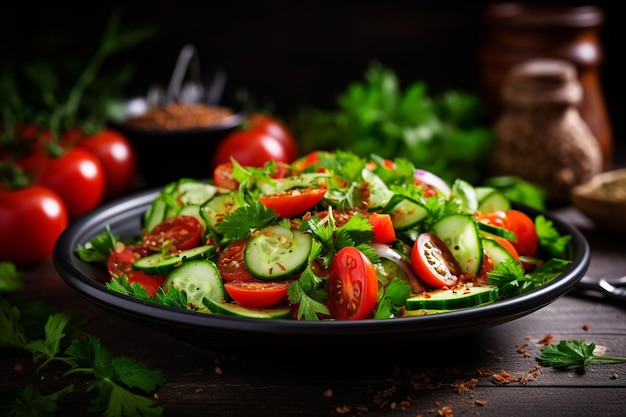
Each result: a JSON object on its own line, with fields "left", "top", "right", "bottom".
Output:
{"left": 370, "top": 243, "right": 425, "bottom": 293}
{"left": 414, "top": 169, "right": 451, "bottom": 196}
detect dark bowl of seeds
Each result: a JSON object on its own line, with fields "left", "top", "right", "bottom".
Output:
{"left": 110, "top": 98, "right": 244, "bottom": 188}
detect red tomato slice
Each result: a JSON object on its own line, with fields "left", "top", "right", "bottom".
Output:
{"left": 224, "top": 281, "right": 290, "bottom": 308}
{"left": 217, "top": 239, "right": 255, "bottom": 282}
{"left": 258, "top": 187, "right": 327, "bottom": 218}
{"left": 143, "top": 216, "right": 202, "bottom": 252}
{"left": 410, "top": 233, "right": 462, "bottom": 288}
{"left": 327, "top": 246, "right": 379, "bottom": 320}
{"left": 107, "top": 245, "right": 165, "bottom": 296}
{"left": 368, "top": 212, "right": 396, "bottom": 243}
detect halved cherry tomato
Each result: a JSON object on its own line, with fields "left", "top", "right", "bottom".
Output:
{"left": 217, "top": 239, "right": 254, "bottom": 282}
{"left": 327, "top": 246, "right": 378, "bottom": 320}
{"left": 368, "top": 212, "right": 396, "bottom": 243}
{"left": 107, "top": 245, "right": 166, "bottom": 296}
{"left": 258, "top": 187, "right": 327, "bottom": 218}
{"left": 213, "top": 162, "right": 239, "bottom": 190}
{"left": 476, "top": 209, "right": 538, "bottom": 257}
{"left": 142, "top": 216, "right": 202, "bottom": 252}
{"left": 411, "top": 232, "right": 461, "bottom": 288}
{"left": 224, "top": 281, "right": 290, "bottom": 308}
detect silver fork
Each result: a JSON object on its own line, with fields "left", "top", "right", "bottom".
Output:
{"left": 575, "top": 276, "right": 626, "bottom": 302}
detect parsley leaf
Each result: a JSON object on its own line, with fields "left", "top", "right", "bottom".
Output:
{"left": 75, "top": 225, "right": 118, "bottom": 263}
{"left": 374, "top": 277, "right": 412, "bottom": 319}
{"left": 536, "top": 215, "right": 572, "bottom": 258}
{"left": 0, "top": 384, "right": 75, "bottom": 417}
{"left": 537, "top": 339, "right": 626, "bottom": 371}
{"left": 219, "top": 200, "right": 279, "bottom": 240}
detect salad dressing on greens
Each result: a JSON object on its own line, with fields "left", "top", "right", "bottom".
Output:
{"left": 77, "top": 150, "right": 572, "bottom": 320}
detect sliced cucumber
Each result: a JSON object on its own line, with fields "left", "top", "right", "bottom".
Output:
{"left": 477, "top": 222, "right": 517, "bottom": 241}
{"left": 199, "top": 192, "right": 241, "bottom": 234}
{"left": 144, "top": 195, "right": 170, "bottom": 233}
{"left": 387, "top": 196, "right": 428, "bottom": 230}
{"left": 431, "top": 214, "right": 483, "bottom": 277}
{"left": 164, "top": 259, "right": 225, "bottom": 309}
{"left": 204, "top": 298, "right": 292, "bottom": 319}
{"left": 482, "top": 237, "right": 518, "bottom": 266}
{"left": 244, "top": 225, "right": 312, "bottom": 281}
{"left": 175, "top": 179, "right": 219, "bottom": 205}
{"left": 475, "top": 187, "right": 511, "bottom": 213}
{"left": 404, "top": 284, "right": 498, "bottom": 311}
{"left": 133, "top": 245, "right": 217, "bottom": 275}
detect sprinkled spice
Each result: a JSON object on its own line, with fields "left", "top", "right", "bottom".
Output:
{"left": 125, "top": 102, "right": 234, "bottom": 131}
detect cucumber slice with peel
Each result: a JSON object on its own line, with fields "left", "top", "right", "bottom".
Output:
{"left": 133, "top": 245, "right": 217, "bottom": 275}
{"left": 205, "top": 299, "right": 292, "bottom": 319}
{"left": 404, "top": 284, "right": 498, "bottom": 311}
{"left": 431, "top": 214, "right": 483, "bottom": 277}
{"left": 244, "top": 225, "right": 312, "bottom": 281}
{"left": 164, "top": 260, "right": 225, "bottom": 309}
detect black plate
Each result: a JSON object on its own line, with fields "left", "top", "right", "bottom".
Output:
{"left": 53, "top": 188, "right": 590, "bottom": 358}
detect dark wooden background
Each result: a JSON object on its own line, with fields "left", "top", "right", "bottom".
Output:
{"left": 2, "top": 1, "right": 622, "bottom": 144}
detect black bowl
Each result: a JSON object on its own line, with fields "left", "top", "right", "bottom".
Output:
{"left": 110, "top": 98, "right": 244, "bottom": 188}
{"left": 53, "top": 189, "right": 590, "bottom": 358}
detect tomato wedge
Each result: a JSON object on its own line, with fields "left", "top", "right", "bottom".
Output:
{"left": 224, "top": 281, "right": 290, "bottom": 308}
{"left": 410, "top": 233, "right": 462, "bottom": 288}
{"left": 107, "top": 245, "right": 166, "bottom": 296}
{"left": 368, "top": 212, "right": 396, "bottom": 243}
{"left": 217, "top": 239, "right": 255, "bottom": 282}
{"left": 327, "top": 246, "right": 378, "bottom": 320}
{"left": 258, "top": 187, "right": 327, "bottom": 218}
{"left": 143, "top": 215, "right": 203, "bottom": 252}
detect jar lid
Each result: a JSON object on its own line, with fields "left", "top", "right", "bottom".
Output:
{"left": 502, "top": 58, "right": 583, "bottom": 106}
{"left": 485, "top": 2, "right": 604, "bottom": 28}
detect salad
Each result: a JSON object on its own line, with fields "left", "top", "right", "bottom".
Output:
{"left": 77, "top": 150, "right": 572, "bottom": 321}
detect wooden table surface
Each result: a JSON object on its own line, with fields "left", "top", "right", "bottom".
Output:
{"left": 2, "top": 203, "right": 625, "bottom": 417}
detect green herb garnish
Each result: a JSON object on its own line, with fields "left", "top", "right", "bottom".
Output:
{"left": 537, "top": 339, "right": 626, "bottom": 371}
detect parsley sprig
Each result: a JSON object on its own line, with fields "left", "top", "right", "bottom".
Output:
{"left": 537, "top": 339, "right": 626, "bottom": 371}
{"left": 0, "top": 264, "right": 166, "bottom": 417}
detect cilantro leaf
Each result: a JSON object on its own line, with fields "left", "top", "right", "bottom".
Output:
{"left": 219, "top": 200, "right": 279, "bottom": 240}
{"left": 75, "top": 225, "right": 118, "bottom": 263}
{"left": 0, "top": 298, "right": 29, "bottom": 350}
{"left": 374, "top": 277, "right": 412, "bottom": 319}
{"left": 537, "top": 339, "right": 626, "bottom": 371}
{"left": 536, "top": 215, "right": 572, "bottom": 258}
{"left": 0, "top": 261, "right": 22, "bottom": 292}
{"left": 0, "top": 384, "right": 75, "bottom": 417}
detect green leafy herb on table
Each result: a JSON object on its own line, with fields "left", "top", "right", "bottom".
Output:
{"left": 0, "top": 262, "right": 166, "bottom": 417}
{"left": 290, "top": 62, "right": 494, "bottom": 185}
{"left": 537, "top": 339, "right": 626, "bottom": 371}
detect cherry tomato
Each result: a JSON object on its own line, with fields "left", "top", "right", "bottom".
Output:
{"left": 18, "top": 147, "right": 105, "bottom": 219}
{"left": 258, "top": 187, "right": 327, "bottom": 218}
{"left": 245, "top": 113, "right": 298, "bottom": 162}
{"left": 411, "top": 233, "right": 461, "bottom": 288}
{"left": 107, "top": 245, "right": 165, "bottom": 296}
{"left": 0, "top": 184, "right": 69, "bottom": 266}
{"left": 74, "top": 128, "right": 137, "bottom": 200}
{"left": 224, "top": 281, "right": 290, "bottom": 308}
{"left": 213, "top": 131, "right": 290, "bottom": 168}
{"left": 476, "top": 209, "right": 538, "bottom": 257}
{"left": 327, "top": 246, "right": 379, "bottom": 320}
{"left": 504, "top": 210, "right": 539, "bottom": 257}
{"left": 368, "top": 212, "right": 396, "bottom": 243}
{"left": 217, "top": 239, "right": 255, "bottom": 282}
{"left": 213, "top": 162, "right": 239, "bottom": 190}
{"left": 142, "top": 216, "right": 203, "bottom": 252}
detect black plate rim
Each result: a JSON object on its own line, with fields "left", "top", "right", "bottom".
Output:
{"left": 53, "top": 187, "right": 590, "bottom": 340}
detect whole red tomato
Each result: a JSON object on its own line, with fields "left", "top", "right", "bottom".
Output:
{"left": 0, "top": 184, "right": 69, "bottom": 265}
{"left": 245, "top": 114, "right": 298, "bottom": 162}
{"left": 19, "top": 147, "right": 106, "bottom": 219}
{"left": 212, "top": 113, "right": 298, "bottom": 168}
{"left": 74, "top": 128, "right": 137, "bottom": 200}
